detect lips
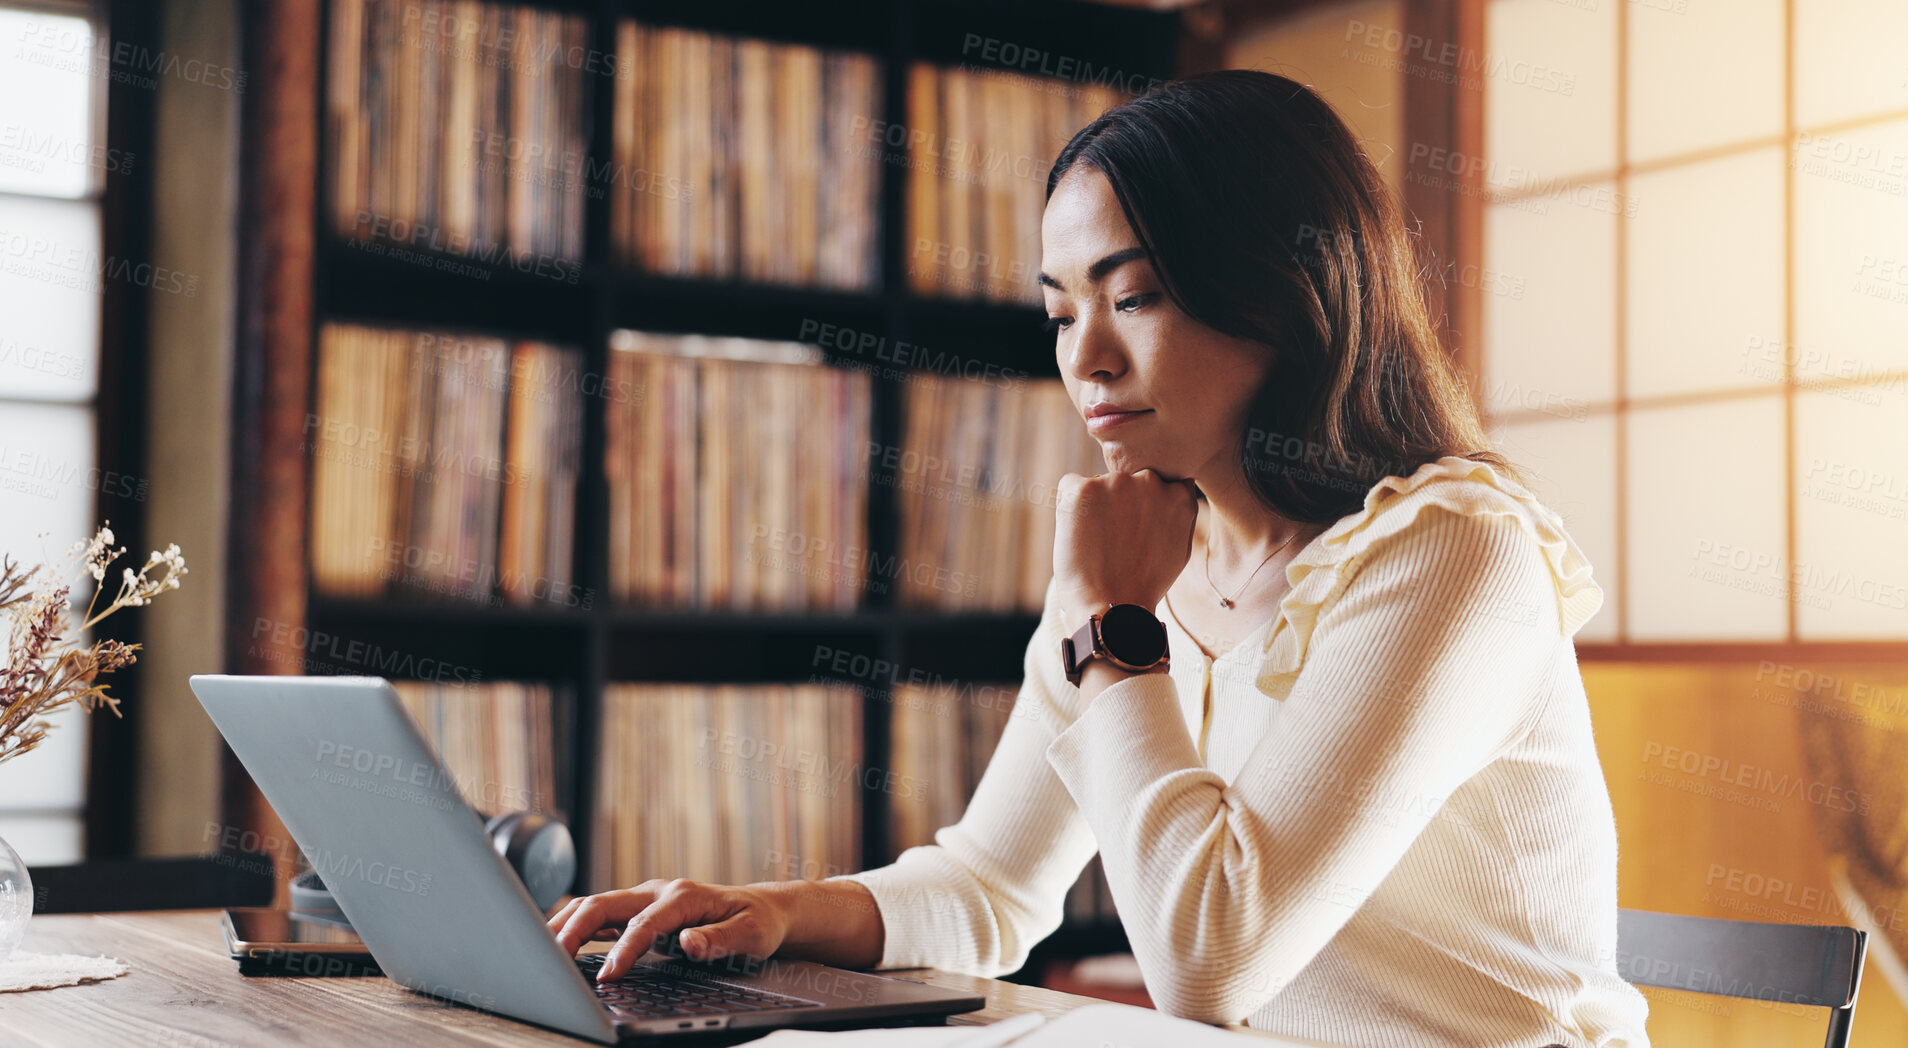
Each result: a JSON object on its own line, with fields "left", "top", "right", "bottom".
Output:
{"left": 1084, "top": 402, "right": 1152, "bottom": 434}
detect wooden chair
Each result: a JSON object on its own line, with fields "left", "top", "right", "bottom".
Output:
{"left": 1617, "top": 908, "right": 1868, "bottom": 1048}
{"left": 30, "top": 852, "right": 274, "bottom": 914}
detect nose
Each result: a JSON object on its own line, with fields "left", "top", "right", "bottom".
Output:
{"left": 1062, "top": 309, "right": 1128, "bottom": 384}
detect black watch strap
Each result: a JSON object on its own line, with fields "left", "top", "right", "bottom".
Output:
{"left": 1062, "top": 620, "right": 1096, "bottom": 686}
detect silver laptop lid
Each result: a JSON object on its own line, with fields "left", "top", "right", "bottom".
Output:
{"left": 190, "top": 674, "right": 619, "bottom": 1044}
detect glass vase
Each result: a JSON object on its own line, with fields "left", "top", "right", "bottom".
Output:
{"left": 0, "top": 833, "right": 31, "bottom": 960}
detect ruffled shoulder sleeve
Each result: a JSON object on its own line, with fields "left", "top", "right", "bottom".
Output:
{"left": 1253, "top": 454, "right": 1601, "bottom": 699}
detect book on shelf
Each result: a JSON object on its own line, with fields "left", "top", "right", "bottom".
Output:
{"left": 892, "top": 373, "right": 1102, "bottom": 612}
{"left": 605, "top": 330, "right": 871, "bottom": 610}
{"left": 610, "top": 21, "right": 883, "bottom": 290}
{"left": 591, "top": 683, "right": 863, "bottom": 891}
{"left": 906, "top": 63, "right": 1125, "bottom": 304}
{"left": 392, "top": 679, "right": 566, "bottom": 817}
{"left": 309, "top": 323, "right": 585, "bottom": 607}
{"left": 888, "top": 680, "right": 1118, "bottom": 928}
{"left": 886, "top": 681, "right": 1017, "bottom": 853}
{"left": 327, "top": 0, "right": 589, "bottom": 267}
{"left": 500, "top": 342, "right": 585, "bottom": 605}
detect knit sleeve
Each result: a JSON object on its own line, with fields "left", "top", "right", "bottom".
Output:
{"left": 1043, "top": 507, "right": 1564, "bottom": 1024}
{"left": 827, "top": 579, "right": 1101, "bottom": 975}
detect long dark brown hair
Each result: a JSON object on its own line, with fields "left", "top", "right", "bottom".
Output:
{"left": 1045, "top": 69, "right": 1511, "bottom": 524}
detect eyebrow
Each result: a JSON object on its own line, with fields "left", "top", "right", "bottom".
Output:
{"left": 1037, "top": 246, "right": 1149, "bottom": 292}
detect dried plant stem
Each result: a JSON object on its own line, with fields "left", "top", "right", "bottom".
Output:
{"left": 0, "top": 525, "right": 185, "bottom": 769}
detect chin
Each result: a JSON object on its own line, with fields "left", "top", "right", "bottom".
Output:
{"left": 1094, "top": 440, "right": 1135, "bottom": 474}
{"left": 1097, "top": 441, "right": 1179, "bottom": 480}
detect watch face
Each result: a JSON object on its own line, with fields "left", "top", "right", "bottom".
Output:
{"left": 1100, "top": 603, "right": 1168, "bottom": 667}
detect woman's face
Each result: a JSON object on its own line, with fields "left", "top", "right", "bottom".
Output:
{"left": 1040, "top": 166, "right": 1271, "bottom": 482}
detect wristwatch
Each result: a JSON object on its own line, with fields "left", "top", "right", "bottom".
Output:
{"left": 1062, "top": 603, "right": 1170, "bottom": 686}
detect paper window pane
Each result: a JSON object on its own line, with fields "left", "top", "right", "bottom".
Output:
{"left": 1626, "top": 148, "right": 1785, "bottom": 398}
{"left": 1494, "top": 413, "right": 1619, "bottom": 643}
{"left": 0, "top": 10, "right": 99, "bottom": 199}
{"left": 1627, "top": 0, "right": 1782, "bottom": 165}
{"left": 1483, "top": 0, "right": 1616, "bottom": 184}
{"left": 1794, "top": 389, "right": 1908, "bottom": 639}
{"left": 0, "top": 401, "right": 95, "bottom": 862}
{"left": 1625, "top": 397, "right": 1787, "bottom": 640}
{"left": 1796, "top": 1, "right": 1908, "bottom": 128}
{"left": 0, "top": 400, "right": 97, "bottom": 563}
{"left": 1482, "top": 192, "right": 1616, "bottom": 412}
{"left": 0, "top": 706, "right": 87, "bottom": 812}
{"left": 1793, "top": 117, "right": 1908, "bottom": 382}
{"left": 0, "top": 814, "right": 82, "bottom": 865}
{"left": 0, "top": 194, "right": 102, "bottom": 402}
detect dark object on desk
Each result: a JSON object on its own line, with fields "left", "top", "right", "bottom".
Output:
{"left": 29, "top": 851, "right": 274, "bottom": 914}
{"left": 288, "top": 810, "right": 575, "bottom": 930}
{"left": 1617, "top": 908, "right": 1868, "bottom": 1048}
{"left": 288, "top": 867, "right": 349, "bottom": 924}
{"left": 482, "top": 810, "right": 576, "bottom": 912}
{"left": 223, "top": 907, "right": 383, "bottom": 978}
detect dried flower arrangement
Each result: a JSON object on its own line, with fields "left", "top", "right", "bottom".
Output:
{"left": 0, "top": 524, "right": 187, "bottom": 769}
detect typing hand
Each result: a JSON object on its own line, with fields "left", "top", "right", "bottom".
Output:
{"left": 546, "top": 878, "right": 792, "bottom": 983}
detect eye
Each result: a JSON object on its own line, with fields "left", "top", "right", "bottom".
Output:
{"left": 1044, "top": 292, "right": 1155, "bottom": 335}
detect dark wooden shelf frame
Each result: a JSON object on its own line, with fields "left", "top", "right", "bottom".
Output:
{"left": 86, "top": 0, "right": 164, "bottom": 859}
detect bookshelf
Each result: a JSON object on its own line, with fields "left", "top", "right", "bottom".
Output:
{"left": 236, "top": 0, "right": 1181, "bottom": 964}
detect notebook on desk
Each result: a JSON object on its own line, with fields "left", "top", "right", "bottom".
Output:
{"left": 751, "top": 1002, "right": 1348, "bottom": 1046}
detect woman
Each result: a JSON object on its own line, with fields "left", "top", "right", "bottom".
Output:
{"left": 551, "top": 70, "right": 1650, "bottom": 1048}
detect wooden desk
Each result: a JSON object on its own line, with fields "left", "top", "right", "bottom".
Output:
{"left": 4, "top": 911, "right": 1162, "bottom": 1046}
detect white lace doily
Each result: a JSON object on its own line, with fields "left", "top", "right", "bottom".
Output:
{"left": 0, "top": 951, "right": 130, "bottom": 992}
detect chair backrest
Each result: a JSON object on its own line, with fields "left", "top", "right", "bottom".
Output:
{"left": 30, "top": 852, "right": 275, "bottom": 914}
{"left": 1617, "top": 908, "right": 1868, "bottom": 1048}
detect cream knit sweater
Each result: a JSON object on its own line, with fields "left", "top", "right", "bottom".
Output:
{"left": 835, "top": 457, "right": 1651, "bottom": 1047}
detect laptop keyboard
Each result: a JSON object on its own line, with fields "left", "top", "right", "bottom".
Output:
{"left": 574, "top": 954, "right": 823, "bottom": 1020}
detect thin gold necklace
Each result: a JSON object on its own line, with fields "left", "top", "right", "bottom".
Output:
{"left": 1202, "top": 526, "right": 1301, "bottom": 609}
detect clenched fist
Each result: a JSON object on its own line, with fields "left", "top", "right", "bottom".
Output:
{"left": 1052, "top": 469, "right": 1198, "bottom": 630}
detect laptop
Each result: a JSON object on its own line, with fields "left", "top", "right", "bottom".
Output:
{"left": 190, "top": 674, "right": 983, "bottom": 1043}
